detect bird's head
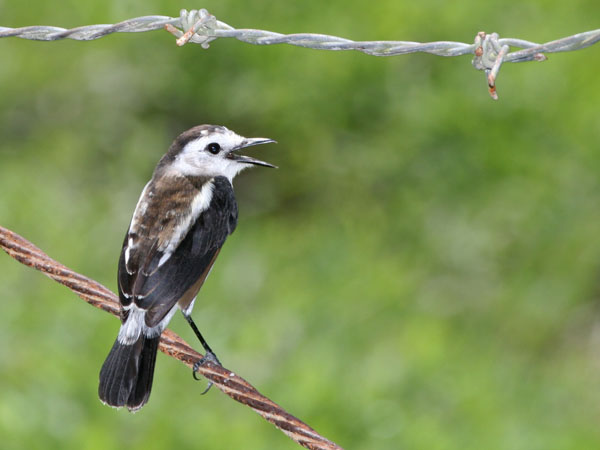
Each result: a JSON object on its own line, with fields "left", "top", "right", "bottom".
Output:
{"left": 163, "top": 125, "right": 276, "bottom": 180}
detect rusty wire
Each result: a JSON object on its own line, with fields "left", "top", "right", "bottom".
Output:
{"left": 1, "top": 9, "right": 599, "bottom": 99}
{"left": 0, "top": 225, "right": 342, "bottom": 450}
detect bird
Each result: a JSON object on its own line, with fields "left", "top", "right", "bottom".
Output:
{"left": 98, "top": 124, "right": 276, "bottom": 412}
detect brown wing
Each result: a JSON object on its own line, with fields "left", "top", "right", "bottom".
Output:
{"left": 117, "top": 176, "right": 238, "bottom": 327}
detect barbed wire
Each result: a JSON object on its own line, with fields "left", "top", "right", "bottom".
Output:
{"left": 1, "top": 9, "right": 599, "bottom": 99}
{"left": 0, "top": 225, "right": 342, "bottom": 450}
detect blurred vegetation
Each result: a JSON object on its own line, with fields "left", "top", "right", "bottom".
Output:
{"left": 2, "top": 1, "right": 600, "bottom": 449}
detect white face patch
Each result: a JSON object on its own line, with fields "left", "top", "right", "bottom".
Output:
{"left": 169, "top": 127, "right": 250, "bottom": 181}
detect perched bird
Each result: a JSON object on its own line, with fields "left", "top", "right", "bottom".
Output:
{"left": 98, "top": 124, "right": 276, "bottom": 411}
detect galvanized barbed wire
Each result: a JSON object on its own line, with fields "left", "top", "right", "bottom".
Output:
{"left": 1, "top": 8, "right": 599, "bottom": 98}
{"left": 0, "top": 225, "right": 342, "bottom": 450}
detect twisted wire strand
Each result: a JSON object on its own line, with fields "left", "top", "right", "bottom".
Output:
{"left": 0, "top": 225, "right": 342, "bottom": 450}
{"left": 1, "top": 8, "right": 598, "bottom": 57}
{"left": 1, "top": 9, "right": 599, "bottom": 98}
{"left": 0, "top": 16, "right": 179, "bottom": 41}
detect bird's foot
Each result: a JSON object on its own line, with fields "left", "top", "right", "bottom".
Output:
{"left": 192, "top": 350, "right": 222, "bottom": 394}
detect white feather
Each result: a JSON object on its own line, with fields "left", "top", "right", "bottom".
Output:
{"left": 117, "top": 306, "right": 146, "bottom": 345}
{"left": 181, "top": 297, "right": 196, "bottom": 317}
{"left": 124, "top": 185, "right": 150, "bottom": 273}
{"left": 117, "top": 303, "right": 179, "bottom": 345}
{"left": 124, "top": 246, "right": 131, "bottom": 267}
{"left": 129, "top": 182, "right": 151, "bottom": 231}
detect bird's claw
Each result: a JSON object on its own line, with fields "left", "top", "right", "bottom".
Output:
{"left": 192, "top": 351, "right": 222, "bottom": 394}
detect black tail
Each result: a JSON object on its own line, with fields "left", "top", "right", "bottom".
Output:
{"left": 98, "top": 335, "right": 160, "bottom": 412}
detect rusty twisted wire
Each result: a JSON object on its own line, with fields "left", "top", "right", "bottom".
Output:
{"left": 0, "top": 225, "right": 342, "bottom": 450}
{"left": 1, "top": 9, "right": 599, "bottom": 99}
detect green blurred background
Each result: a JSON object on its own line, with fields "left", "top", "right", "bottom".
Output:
{"left": 2, "top": 1, "right": 600, "bottom": 449}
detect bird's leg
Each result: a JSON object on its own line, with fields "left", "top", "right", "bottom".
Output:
{"left": 182, "top": 313, "right": 220, "bottom": 361}
{"left": 182, "top": 313, "right": 221, "bottom": 394}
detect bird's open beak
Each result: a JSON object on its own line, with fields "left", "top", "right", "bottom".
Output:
{"left": 227, "top": 138, "right": 277, "bottom": 168}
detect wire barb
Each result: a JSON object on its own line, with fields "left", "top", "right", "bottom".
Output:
{"left": 1, "top": 10, "right": 599, "bottom": 97}
{"left": 471, "top": 32, "right": 515, "bottom": 100}
{"left": 0, "top": 225, "right": 342, "bottom": 450}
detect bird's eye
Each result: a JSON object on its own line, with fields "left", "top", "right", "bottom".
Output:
{"left": 207, "top": 143, "right": 221, "bottom": 154}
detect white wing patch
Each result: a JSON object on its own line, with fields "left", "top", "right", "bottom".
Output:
{"left": 122, "top": 179, "right": 215, "bottom": 273}
{"left": 124, "top": 237, "right": 134, "bottom": 269}
{"left": 156, "top": 180, "right": 215, "bottom": 268}
{"left": 157, "top": 252, "right": 171, "bottom": 268}
{"left": 124, "top": 182, "right": 152, "bottom": 274}
{"left": 129, "top": 181, "right": 151, "bottom": 231}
